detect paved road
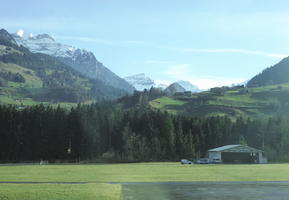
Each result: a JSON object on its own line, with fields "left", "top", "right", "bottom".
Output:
{"left": 121, "top": 182, "right": 289, "bottom": 200}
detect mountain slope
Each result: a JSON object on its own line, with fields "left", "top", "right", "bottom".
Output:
{"left": 0, "top": 29, "right": 127, "bottom": 105}
{"left": 247, "top": 56, "right": 289, "bottom": 87}
{"left": 13, "top": 30, "right": 135, "bottom": 93}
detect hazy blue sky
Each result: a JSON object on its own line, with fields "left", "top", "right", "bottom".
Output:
{"left": 1, "top": 0, "right": 289, "bottom": 89}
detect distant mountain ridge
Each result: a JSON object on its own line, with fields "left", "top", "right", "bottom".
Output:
{"left": 12, "top": 30, "right": 135, "bottom": 93}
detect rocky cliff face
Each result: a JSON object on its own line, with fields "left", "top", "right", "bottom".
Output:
{"left": 12, "top": 30, "right": 135, "bottom": 93}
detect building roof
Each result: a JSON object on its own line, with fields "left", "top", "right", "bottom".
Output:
{"left": 208, "top": 144, "right": 263, "bottom": 153}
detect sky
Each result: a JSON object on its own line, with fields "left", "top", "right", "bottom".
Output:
{"left": 1, "top": 0, "right": 289, "bottom": 89}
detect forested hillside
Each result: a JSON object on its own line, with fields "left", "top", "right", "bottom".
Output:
{"left": 0, "top": 29, "right": 128, "bottom": 106}
{"left": 1, "top": 103, "right": 289, "bottom": 163}
{"left": 247, "top": 56, "right": 289, "bottom": 87}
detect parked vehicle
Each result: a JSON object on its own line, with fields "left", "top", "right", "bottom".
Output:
{"left": 211, "top": 157, "right": 222, "bottom": 164}
{"left": 181, "top": 159, "right": 193, "bottom": 164}
{"left": 194, "top": 158, "right": 210, "bottom": 164}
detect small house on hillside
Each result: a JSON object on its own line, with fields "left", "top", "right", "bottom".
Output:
{"left": 208, "top": 144, "right": 267, "bottom": 164}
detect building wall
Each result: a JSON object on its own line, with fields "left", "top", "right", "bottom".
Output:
{"left": 208, "top": 152, "right": 221, "bottom": 162}
{"left": 258, "top": 152, "right": 268, "bottom": 164}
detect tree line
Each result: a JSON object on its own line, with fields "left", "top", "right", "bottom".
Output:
{"left": 0, "top": 103, "right": 289, "bottom": 163}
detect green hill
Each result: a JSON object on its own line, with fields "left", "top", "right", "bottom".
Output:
{"left": 150, "top": 84, "right": 289, "bottom": 119}
{"left": 247, "top": 56, "right": 289, "bottom": 87}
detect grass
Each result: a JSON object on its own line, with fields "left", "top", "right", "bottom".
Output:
{"left": 0, "top": 183, "right": 121, "bottom": 200}
{"left": 1, "top": 162, "right": 289, "bottom": 182}
{"left": 150, "top": 97, "right": 186, "bottom": 114}
{"left": 1, "top": 162, "right": 289, "bottom": 199}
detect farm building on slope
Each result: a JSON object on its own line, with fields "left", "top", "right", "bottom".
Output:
{"left": 208, "top": 144, "right": 267, "bottom": 164}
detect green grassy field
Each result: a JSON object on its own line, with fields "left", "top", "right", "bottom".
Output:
{"left": 1, "top": 162, "right": 289, "bottom": 199}
{"left": 0, "top": 183, "right": 121, "bottom": 200}
{"left": 150, "top": 83, "right": 289, "bottom": 119}
{"left": 1, "top": 163, "right": 289, "bottom": 182}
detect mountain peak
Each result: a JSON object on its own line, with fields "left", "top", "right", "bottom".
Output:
{"left": 13, "top": 31, "right": 77, "bottom": 57}
{"left": 15, "top": 30, "right": 54, "bottom": 42}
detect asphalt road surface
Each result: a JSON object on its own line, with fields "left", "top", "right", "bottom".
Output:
{"left": 122, "top": 182, "right": 289, "bottom": 200}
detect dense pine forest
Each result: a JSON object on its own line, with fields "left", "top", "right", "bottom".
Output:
{"left": 1, "top": 103, "right": 289, "bottom": 163}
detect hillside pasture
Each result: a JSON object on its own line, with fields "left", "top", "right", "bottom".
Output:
{"left": 149, "top": 83, "right": 289, "bottom": 119}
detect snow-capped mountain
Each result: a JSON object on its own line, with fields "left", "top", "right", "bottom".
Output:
{"left": 176, "top": 80, "right": 200, "bottom": 93}
{"left": 12, "top": 30, "right": 135, "bottom": 93}
{"left": 124, "top": 73, "right": 155, "bottom": 91}
{"left": 13, "top": 30, "right": 82, "bottom": 58}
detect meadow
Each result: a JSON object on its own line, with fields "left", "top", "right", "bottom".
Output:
{"left": 1, "top": 162, "right": 289, "bottom": 199}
